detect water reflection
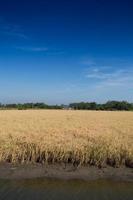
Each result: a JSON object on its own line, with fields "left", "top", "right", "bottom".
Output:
{"left": 0, "top": 179, "right": 133, "bottom": 200}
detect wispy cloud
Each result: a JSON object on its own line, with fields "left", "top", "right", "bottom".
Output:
{"left": 81, "top": 58, "right": 95, "bottom": 66}
{"left": 86, "top": 68, "right": 124, "bottom": 80}
{"left": 86, "top": 67, "right": 133, "bottom": 87}
{"left": 16, "top": 47, "right": 48, "bottom": 52}
{"left": 2, "top": 30, "right": 27, "bottom": 39}
{"left": 81, "top": 56, "right": 133, "bottom": 88}
{"left": 0, "top": 20, "right": 27, "bottom": 39}
{"left": 46, "top": 51, "right": 64, "bottom": 55}
{"left": 16, "top": 47, "right": 65, "bottom": 54}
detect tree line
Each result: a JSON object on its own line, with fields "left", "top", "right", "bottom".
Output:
{"left": 69, "top": 101, "right": 133, "bottom": 111}
{"left": 0, "top": 101, "right": 133, "bottom": 111}
{"left": 0, "top": 103, "right": 62, "bottom": 110}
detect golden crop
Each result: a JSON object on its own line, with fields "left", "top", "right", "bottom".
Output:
{"left": 0, "top": 110, "right": 132, "bottom": 167}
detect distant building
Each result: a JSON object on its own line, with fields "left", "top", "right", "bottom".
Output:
{"left": 62, "top": 105, "right": 73, "bottom": 110}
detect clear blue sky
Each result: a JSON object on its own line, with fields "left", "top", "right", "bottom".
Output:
{"left": 0, "top": 0, "right": 133, "bottom": 104}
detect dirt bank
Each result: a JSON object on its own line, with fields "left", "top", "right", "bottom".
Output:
{"left": 0, "top": 163, "right": 132, "bottom": 182}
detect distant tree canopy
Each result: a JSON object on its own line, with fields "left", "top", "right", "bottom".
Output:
{"left": 0, "top": 103, "right": 63, "bottom": 110}
{"left": 0, "top": 101, "right": 133, "bottom": 111}
{"left": 69, "top": 101, "right": 133, "bottom": 111}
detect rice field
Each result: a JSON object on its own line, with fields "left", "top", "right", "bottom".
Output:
{"left": 0, "top": 110, "right": 133, "bottom": 167}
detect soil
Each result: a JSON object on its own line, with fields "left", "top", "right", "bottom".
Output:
{"left": 0, "top": 163, "right": 132, "bottom": 182}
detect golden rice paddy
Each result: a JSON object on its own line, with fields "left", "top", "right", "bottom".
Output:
{"left": 0, "top": 110, "right": 133, "bottom": 167}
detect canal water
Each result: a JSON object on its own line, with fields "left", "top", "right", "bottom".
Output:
{"left": 0, "top": 178, "right": 132, "bottom": 200}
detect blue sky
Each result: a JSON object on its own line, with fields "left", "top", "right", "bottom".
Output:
{"left": 0, "top": 0, "right": 133, "bottom": 104}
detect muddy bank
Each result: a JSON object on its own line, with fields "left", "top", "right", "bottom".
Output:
{"left": 0, "top": 163, "right": 132, "bottom": 182}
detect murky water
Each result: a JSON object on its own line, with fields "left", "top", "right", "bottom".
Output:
{"left": 0, "top": 178, "right": 133, "bottom": 200}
